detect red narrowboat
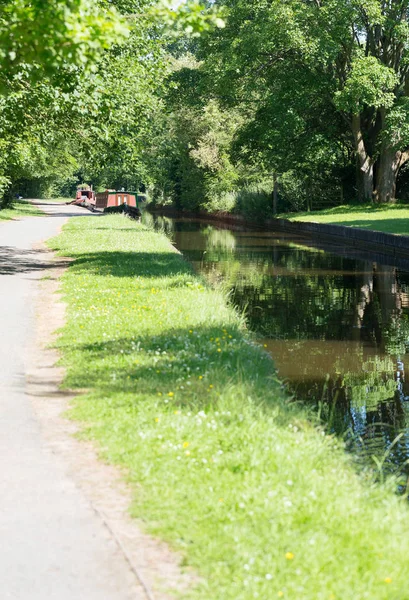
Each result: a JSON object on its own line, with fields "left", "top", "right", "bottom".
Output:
{"left": 95, "top": 190, "right": 138, "bottom": 210}
{"left": 75, "top": 187, "right": 95, "bottom": 204}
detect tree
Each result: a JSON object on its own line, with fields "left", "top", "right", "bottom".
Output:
{"left": 201, "top": 0, "right": 409, "bottom": 203}
{"left": 0, "top": 0, "right": 226, "bottom": 203}
{"left": 0, "top": 0, "right": 127, "bottom": 88}
{"left": 0, "top": 0, "right": 130, "bottom": 203}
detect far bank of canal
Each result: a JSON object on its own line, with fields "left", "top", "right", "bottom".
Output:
{"left": 144, "top": 212, "right": 409, "bottom": 480}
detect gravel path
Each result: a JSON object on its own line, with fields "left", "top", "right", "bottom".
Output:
{"left": 0, "top": 202, "right": 147, "bottom": 600}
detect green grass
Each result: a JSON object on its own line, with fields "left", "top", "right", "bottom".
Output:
{"left": 0, "top": 199, "right": 42, "bottom": 221}
{"left": 282, "top": 203, "right": 409, "bottom": 235}
{"left": 49, "top": 215, "right": 409, "bottom": 600}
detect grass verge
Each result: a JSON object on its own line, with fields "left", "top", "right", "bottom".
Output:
{"left": 283, "top": 203, "right": 409, "bottom": 236}
{"left": 0, "top": 199, "right": 42, "bottom": 221}
{"left": 49, "top": 214, "right": 409, "bottom": 600}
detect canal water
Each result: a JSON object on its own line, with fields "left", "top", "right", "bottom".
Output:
{"left": 144, "top": 212, "right": 409, "bottom": 480}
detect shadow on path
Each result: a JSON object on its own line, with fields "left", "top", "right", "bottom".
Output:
{"left": 0, "top": 246, "right": 71, "bottom": 275}
{"left": 32, "top": 201, "right": 103, "bottom": 219}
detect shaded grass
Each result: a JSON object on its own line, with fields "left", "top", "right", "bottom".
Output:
{"left": 283, "top": 203, "right": 409, "bottom": 236}
{"left": 0, "top": 199, "right": 42, "bottom": 221}
{"left": 49, "top": 215, "right": 409, "bottom": 600}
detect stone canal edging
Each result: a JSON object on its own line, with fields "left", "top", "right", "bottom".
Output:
{"left": 268, "top": 218, "right": 409, "bottom": 260}
{"left": 149, "top": 206, "right": 409, "bottom": 261}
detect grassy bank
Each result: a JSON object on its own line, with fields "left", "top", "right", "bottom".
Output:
{"left": 284, "top": 203, "right": 409, "bottom": 235}
{"left": 49, "top": 214, "right": 409, "bottom": 600}
{"left": 0, "top": 199, "right": 42, "bottom": 221}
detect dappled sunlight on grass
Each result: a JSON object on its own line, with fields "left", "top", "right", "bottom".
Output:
{"left": 69, "top": 250, "right": 200, "bottom": 281}
{"left": 0, "top": 200, "right": 42, "bottom": 221}
{"left": 324, "top": 218, "right": 409, "bottom": 234}
{"left": 285, "top": 204, "right": 409, "bottom": 235}
{"left": 48, "top": 215, "right": 409, "bottom": 600}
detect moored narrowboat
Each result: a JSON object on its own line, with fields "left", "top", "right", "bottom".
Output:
{"left": 95, "top": 190, "right": 138, "bottom": 209}
{"left": 68, "top": 185, "right": 96, "bottom": 210}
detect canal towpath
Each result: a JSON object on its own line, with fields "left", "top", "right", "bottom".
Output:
{"left": 0, "top": 202, "right": 181, "bottom": 600}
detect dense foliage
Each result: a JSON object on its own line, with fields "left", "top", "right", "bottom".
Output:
{"left": 0, "top": 0, "right": 222, "bottom": 205}
{"left": 4, "top": 1, "right": 409, "bottom": 212}
{"left": 152, "top": 0, "right": 409, "bottom": 211}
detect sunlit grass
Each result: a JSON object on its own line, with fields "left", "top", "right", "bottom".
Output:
{"left": 49, "top": 214, "right": 409, "bottom": 600}
{"left": 283, "top": 203, "right": 409, "bottom": 235}
{"left": 0, "top": 199, "right": 42, "bottom": 221}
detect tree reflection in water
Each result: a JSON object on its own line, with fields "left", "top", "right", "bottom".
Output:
{"left": 145, "top": 214, "right": 409, "bottom": 480}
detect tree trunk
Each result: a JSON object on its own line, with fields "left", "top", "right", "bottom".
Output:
{"left": 374, "top": 148, "right": 399, "bottom": 203}
{"left": 272, "top": 172, "right": 278, "bottom": 215}
{"left": 357, "top": 162, "right": 374, "bottom": 202}
{"left": 374, "top": 147, "right": 409, "bottom": 204}
{"left": 351, "top": 113, "right": 374, "bottom": 202}
{"left": 373, "top": 108, "right": 409, "bottom": 204}
{"left": 304, "top": 176, "right": 312, "bottom": 212}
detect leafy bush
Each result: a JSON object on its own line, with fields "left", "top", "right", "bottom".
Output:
{"left": 203, "top": 190, "right": 237, "bottom": 213}
{"left": 235, "top": 186, "right": 274, "bottom": 221}
{"left": 0, "top": 175, "right": 11, "bottom": 206}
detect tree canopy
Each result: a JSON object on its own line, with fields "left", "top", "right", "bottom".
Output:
{"left": 4, "top": 0, "right": 409, "bottom": 210}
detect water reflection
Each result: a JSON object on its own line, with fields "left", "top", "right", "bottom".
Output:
{"left": 144, "top": 213, "right": 409, "bottom": 478}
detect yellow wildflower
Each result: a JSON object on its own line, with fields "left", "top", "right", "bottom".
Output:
{"left": 285, "top": 552, "right": 294, "bottom": 560}
{"left": 155, "top": 418, "right": 160, "bottom": 423}
{"left": 168, "top": 392, "right": 174, "bottom": 397}
{"left": 183, "top": 442, "right": 189, "bottom": 448}
{"left": 384, "top": 578, "right": 392, "bottom": 584}
{"left": 198, "top": 375, "right": 203, "bottom": 380}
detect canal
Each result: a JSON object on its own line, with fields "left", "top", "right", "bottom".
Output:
{"left": 143, "top": 212, "right": 409, "bottom": 481}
